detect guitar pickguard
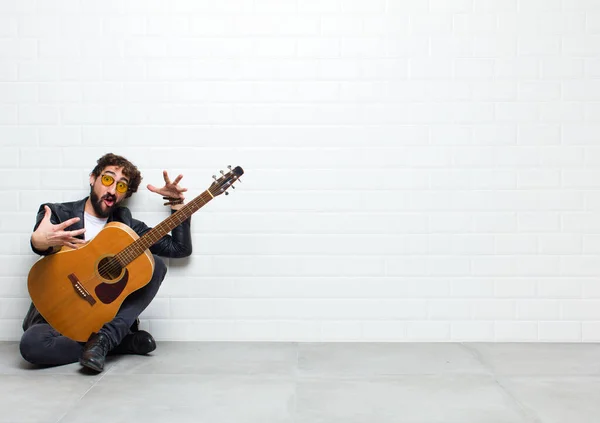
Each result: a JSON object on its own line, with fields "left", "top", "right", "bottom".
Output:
{"left": 95, "top": 270, "right": 129, "bottom": 304}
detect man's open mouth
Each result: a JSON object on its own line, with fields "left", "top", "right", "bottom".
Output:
{"left": 103, "top": 197, "right": 115, "bottom": 207}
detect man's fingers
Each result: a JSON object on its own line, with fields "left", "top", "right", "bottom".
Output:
{"left": 70, "top": 228, "right": 86, "bottom": 237}
{"left": 173, "top": 174, "right": 183, "bottom": 185}
{"left": 163, "top": 195, "right": 185, "bottom": 201}
{"left": 43, "top": 205, "right": 52, "bottom": 221}
{"left": 51, "top": 229, "right": 85, "bottom": 241}
{"left": 60, "top": 237, "right": 87, "bottom": 249}
{"left": 56, "top": 217, "right": 80, "bottom": 230}
{"left": 68, "top": 237, "right": 87, "bottom": 244}
{"left": 40, "top": 205, "right": 54, "bottom": 225}
{"left": 163, "top": 170, "right": 171, "bottom": 185}
{"left": 59, "top": 232, "right": 85, "bottom": 240}
{"left": 147, "top": 184, "right": 159, "bottom": 193}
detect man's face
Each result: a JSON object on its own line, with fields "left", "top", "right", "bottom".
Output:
{"left": 89, "top": 166, "right": 129, "bottom": 218}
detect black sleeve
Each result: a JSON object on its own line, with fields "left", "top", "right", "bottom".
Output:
{"left": 131, "top": 209, "right": 193, "bottom": 259}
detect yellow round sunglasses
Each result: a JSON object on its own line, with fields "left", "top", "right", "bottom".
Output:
{"left": 100, "top": 174, "right": 129, "bottom": 193}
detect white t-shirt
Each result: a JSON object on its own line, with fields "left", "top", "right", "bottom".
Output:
{"left": 84, "top": 212, "right": 108, "bottom": 241}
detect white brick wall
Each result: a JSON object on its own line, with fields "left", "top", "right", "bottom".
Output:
{"left": 1, "top": 0, "right": 599, "bottom": 342}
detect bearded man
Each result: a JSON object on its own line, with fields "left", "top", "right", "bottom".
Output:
{"left": 19, "top": 153, "right": 192, "bottom": 373}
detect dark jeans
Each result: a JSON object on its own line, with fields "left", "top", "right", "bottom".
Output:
{"left": 19, "top": 255, "right": 167, "bottom": 367}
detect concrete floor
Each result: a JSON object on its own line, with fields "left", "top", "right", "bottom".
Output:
{"left": 0, "top": 341, "right": 599, "bottom": 423}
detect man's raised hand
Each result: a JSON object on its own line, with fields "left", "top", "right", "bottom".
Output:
{"left": 147, "top": 170, "right": 187, "bottom": 209}
{"left": 31, "top": 205, "right": 87, "bottom": 251}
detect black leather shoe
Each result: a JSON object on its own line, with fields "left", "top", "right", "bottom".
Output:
{"left": 79, "top": 332, "right": 110, "bottom": 372}
{"left": 110, "top": 330, "right": 156, "bottom": 356}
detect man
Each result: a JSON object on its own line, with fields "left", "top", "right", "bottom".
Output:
{"left": 19, "top": 153, "right": 192, "bottom": 372}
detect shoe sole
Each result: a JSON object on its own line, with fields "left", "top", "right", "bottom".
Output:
{"left": 79, "top": 358, "right": 104, "bottom": 373}
{"left": 143, "top": 340, "right": 157, "bottom": 354}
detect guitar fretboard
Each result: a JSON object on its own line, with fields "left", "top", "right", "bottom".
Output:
{"left": 114, "top": 190, "right": 213, "bottom": 266}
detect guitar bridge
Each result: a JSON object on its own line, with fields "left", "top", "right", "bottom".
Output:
{"left": 68, "top": 273, "right": 96, "bottom": 306}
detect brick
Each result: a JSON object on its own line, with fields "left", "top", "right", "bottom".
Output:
{"left": 38, "top": 83, "right": 83, "bottom": 103}
{"left": 562, "top": 300, "right": 600, "bottom": 319}
{"left": 409, "top": 14, "right": 453, "bottom": 34}
{"left": 0, "top": 127, "right": 37, "bottom": 146}
{"left": 517, "top": 213, "right": 560, "bottom": 232}
{"left": 451, "top": 321, "right": 494, "bottom": 341}
{"left": 473, "top": 300, "right": 516, "bottom": 319}
{"left": 517, "top": 124, "right": 561, "bottom": 145}
{"left": 342, "top": 0, "right": 385, "bottom": 12}
{"left": 320, "top": 16, "right": 362, "bottom": 35}
{"left": 562, "top": 213, "right": 600, "bottom": 233}
{"left": 474, "top": 0, "right": 517, "bottom": 12}
{"left": 537, "top": 279, "right": 581, "bottom": 298}
{"left": 495, "top": 322, "right": 538, "bottom": 341}
{"left": 517, "top": 170, "right": 560, "bottom": 188}
{"left": 298, "top": 39, "right": 341, "bottom": 58}
{"left": 517, "top": 300, "right": 560, "bottom": 320}
{"left": 0, "top": 105, "right": 18, "bottom": 124}
{"left": 538, "top": 235, "right": 583, "bottom": 255}
{"left": 588, "top": 13, "right": 600, "bottom": 33}
{"left": 495, "top": 235, "right": 537, "bottom": 254}
{"left": 363, "top": 16, "right": 409, "bottom": 35}
{"left": 361, "top": 321, "right": 406, "bottom": 341}
{"left": 103, "top": 16, "right": 146, "bottom": 36}
{"left": 298, "top": 0, "right": 339, "bottom": 13}
{"left": 277, "top": 321, "right": 320, "bottom": 341}
{"left": 428, "top": 300, "right": 472, "bottom": 319}
{"left": 540, "top": 58, "right": 584, "bottom": 79}
{"left": 451, "top": 279, "right": 494, "bottom": 298}
{"left": 233, "top": 320, "right": 280, "bottom": 340}
{"left": 406, "top": 322, "right": 451, "bottom": 341}
{"left": 146, "top": 15, "right": 189, "bottom": 35}
{"left": 562, "top": 36, "right": 600, "bottom": 57}
{"left": 495, "top": 278, "right": 536, "bottom": 298}
{"left": 518, "top": 81, "right": 561, "bottom": 101}
{"left": 494, "top": 103, "right": 539, "bottom": 123}
{"left": 453, "top": 13, "right": 498, "bottom": 34}
{"left": 538, "top": 322, "right": 581, "bottom": 342}
{"left": 583, "top": 322, "right": 600, "bottom": 342}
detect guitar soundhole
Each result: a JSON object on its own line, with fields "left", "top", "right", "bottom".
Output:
{"left": 98, "top": 257, "right": 123, "bottom": 281}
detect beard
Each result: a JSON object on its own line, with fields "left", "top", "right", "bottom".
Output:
{"left": 89, "top": 187, "right": 119, "bottom": 218}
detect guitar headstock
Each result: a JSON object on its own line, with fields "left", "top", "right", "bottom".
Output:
{"left": 209, "top": 165, "right": 244, "bottom": 197}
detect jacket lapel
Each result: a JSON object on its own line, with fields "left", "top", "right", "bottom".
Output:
{"left": 70, "top": 198, "right": 87, "bottom": 239}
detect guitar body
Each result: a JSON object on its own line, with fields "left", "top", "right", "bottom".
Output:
{"left": 27, "top": 222, "right": 155, "bottom": 342}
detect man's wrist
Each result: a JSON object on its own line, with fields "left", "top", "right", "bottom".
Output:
{"left": 31, "top": 233, "right": 49, "bottom": 251}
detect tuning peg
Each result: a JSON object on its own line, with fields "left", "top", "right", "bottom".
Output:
{"left": 227, "top": 165, "right": 232, "bottom": 170}
{"left": 225, "top": 191, "right": 229, "bottom": 196}
{"left": 220, "top": 170, "right": 225, "bottom": 175}
{"left": 212, "top": 175, "right": 217, "bottom": 181}
{"left": 231, "top": 185, "right": 236, "bottom": 189}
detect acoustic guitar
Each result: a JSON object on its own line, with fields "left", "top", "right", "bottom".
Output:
{"left": 27, "top": 165, "right": 244, "bottom": 342}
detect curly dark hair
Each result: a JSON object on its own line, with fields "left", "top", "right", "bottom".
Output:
{"left": 90, "top": 153, "right": 142, "bottom": 198}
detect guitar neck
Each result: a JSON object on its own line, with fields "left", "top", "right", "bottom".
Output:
{"left": 115, "top": 190, "right": 213, "bottom": 266}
